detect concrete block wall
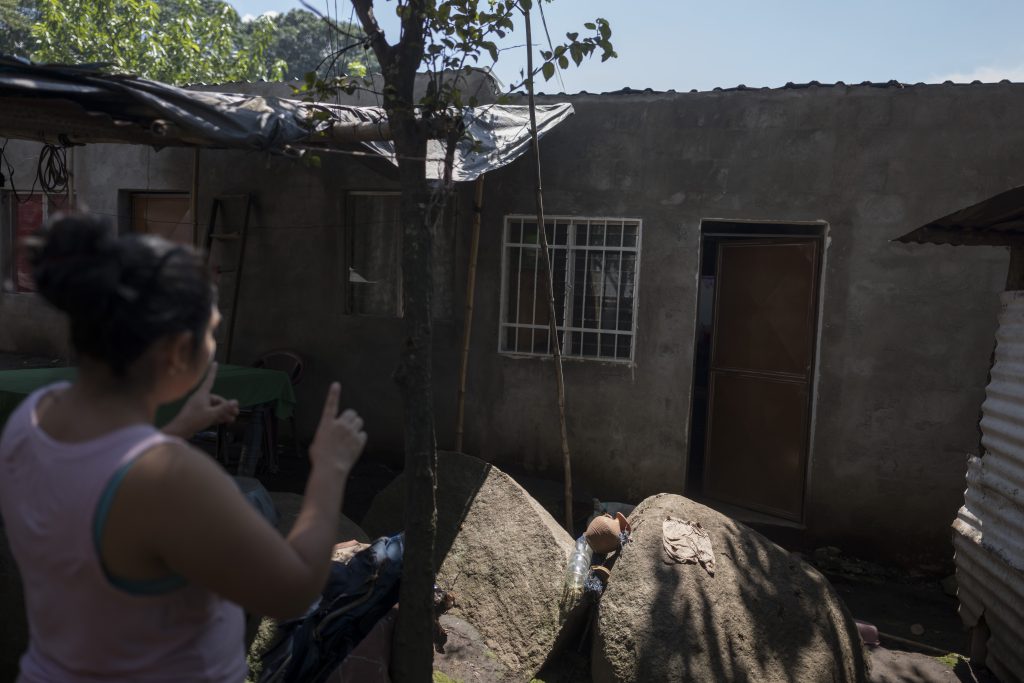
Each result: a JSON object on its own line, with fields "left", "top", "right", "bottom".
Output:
{"left": 459, "top": 84, "right": 1014, "bottom": 564}
{"left": 2, "top": 81, "right": 1020, "bottom": 564}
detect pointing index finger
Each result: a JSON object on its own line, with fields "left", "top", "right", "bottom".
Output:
{"left": 322, "top": 382, "right": 341, "bottom": 421}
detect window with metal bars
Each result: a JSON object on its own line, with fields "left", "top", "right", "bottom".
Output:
{"left": 499, "top": 215, "right": 641, "bottom": 362}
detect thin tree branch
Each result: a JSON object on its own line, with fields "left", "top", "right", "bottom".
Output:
{"left": 348, "top": 0, "right": 396, "bottom": 71}
{"left": 315, "top": 40, "right": 371, "bottom": 80}
{"left": 300, "top": 0, "right": 377, "bottom": 43}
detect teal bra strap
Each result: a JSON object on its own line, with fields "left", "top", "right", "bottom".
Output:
{"left": 93, "top": 460, "right": 187, "bottom": 595}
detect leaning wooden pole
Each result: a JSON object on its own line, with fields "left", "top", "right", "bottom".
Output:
{"left": 524, "top": 4, "right": 575, "bottom": 532}
{"left": 191, "top": 148, "right": 200, "bottom": 247}
{"left": 455, "top": 176, "right": 485, "bottom": 452}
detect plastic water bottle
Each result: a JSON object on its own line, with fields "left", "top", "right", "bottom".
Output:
{"left": 561, "top": 535, "right": 594, "bottom": 613}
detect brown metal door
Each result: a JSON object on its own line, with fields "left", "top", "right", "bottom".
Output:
{"left": 703, "top": 238, "right": 821, "bottom": 520}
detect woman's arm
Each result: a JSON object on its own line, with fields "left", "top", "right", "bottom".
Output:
{"left": 161, "top": 362, "right": 239, "bottom": 438}
{"left": 117, "top": 382, "right": 364, "bottom": 619}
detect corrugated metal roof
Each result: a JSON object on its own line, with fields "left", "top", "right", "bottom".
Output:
{"left": 896, "top": 185, "right": 1024, "bottom": 247}
{"left": 537, "top": 79, "right": 1024, "bottom": 98}
{"left": 953, "top": 290, "right": 1024, "bottom": 683}
{"left": 164, "top": 73, "right": 1024, "bottom": 98}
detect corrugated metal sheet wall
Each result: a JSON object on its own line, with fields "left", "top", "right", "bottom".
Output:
{"left": 954, "top": 290, "right": 1024, "bottom": 683}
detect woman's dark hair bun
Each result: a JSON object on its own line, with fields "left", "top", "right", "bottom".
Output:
{"left": 29, "top": 212, "right": 215, "bottom": 376}
{"left": 30, "top": 213, "right": 120, "bottom": 318}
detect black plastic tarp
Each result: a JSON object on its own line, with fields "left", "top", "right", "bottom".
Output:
{"left": 0, "top": 57, "right": 573, "bottom": 182}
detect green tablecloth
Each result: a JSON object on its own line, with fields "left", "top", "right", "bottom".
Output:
{"left": 0, "top": 364, "right": 296, "bottom": 429}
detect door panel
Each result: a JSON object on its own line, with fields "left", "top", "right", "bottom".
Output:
{"left": 705, "top": 372, "right": 810, "bottom": 518}
{"left": 711, "top": 241, "right": 818, "bottom": 376}
{"left": 703, "top": 238, "right": 820, "bottom": 520}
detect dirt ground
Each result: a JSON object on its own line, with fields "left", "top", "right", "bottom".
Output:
{"left": 836, "top": 577, "right": 997, "bottom": 683}
{"left": 866, "top": 648, "right": 995, "bottom": 683}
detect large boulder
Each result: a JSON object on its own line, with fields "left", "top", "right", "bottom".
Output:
{"left": 268, "top": 491, "right": 369, "bottom": 543}
{"left": 361, "top": 452, "right": 575, "bottom": 681}
{"left": 432, "top": 615, "right": 509, "bottom": 682}
{"left": 593, "top": 494, "right": 868, "bottom": 683}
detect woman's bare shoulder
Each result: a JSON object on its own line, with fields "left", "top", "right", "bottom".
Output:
{"left": 126, "top": 439, "right": 236, "bottom": 498}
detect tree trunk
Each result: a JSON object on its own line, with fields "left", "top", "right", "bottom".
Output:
{"left": 336, "top": 2, "right": 437, "bottom": 679}
{"left": 390, "top": 119, "right": 439, "bottom": 682}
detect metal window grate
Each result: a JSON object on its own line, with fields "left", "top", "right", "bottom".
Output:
{"left": 499, "top": 215, "right": 642, "bottom": 362}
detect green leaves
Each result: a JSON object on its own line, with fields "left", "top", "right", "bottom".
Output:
{"left": 0, "top": 0, "right": 37, "bottom": 57}
{"left": 480, "top": 40, "right": 498, "bottom": 63}
{"left": 257, "top": 9, "right": 377, "bottom": 82}
{"left": 533, "top": 15, "right": 617, "bottom": 81}
{"left": 298, "top": 0, "right": 617, "bottom": 118}
{"left": 30, "top": 0, "right": 290, "bottom": 85}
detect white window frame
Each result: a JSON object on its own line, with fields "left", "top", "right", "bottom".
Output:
{"left": 498, "top": 214, "right": 643, "bottom": 363}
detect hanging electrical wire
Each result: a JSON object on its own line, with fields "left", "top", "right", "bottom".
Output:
{"left": 537, "top": 1, "right": 567, "bottom": 92}
{"left": 0, "top": 138, "right": 12, "bottom": 192}
{"left": 36, "top": 144, "right": 68, "bottom": 194}
{"left": 0, "top": 138, "right": 41, "bottom": 203}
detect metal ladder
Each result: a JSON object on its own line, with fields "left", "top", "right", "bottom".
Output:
{"left": 205, "top": 193, "right": 251, "bottom": 364}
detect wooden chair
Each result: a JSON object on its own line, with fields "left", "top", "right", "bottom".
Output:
{"left": 228, "top": 350, "right": 306, "bottom": 476}
{"left": 250, "top": 350, "right": 305, "bottom": 463}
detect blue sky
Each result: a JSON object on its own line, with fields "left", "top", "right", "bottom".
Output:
{"left": 231, "top": 1, "right": 1024, "bottom": 93}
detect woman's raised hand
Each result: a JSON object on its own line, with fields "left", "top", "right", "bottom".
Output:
{"left": 308, "top": 382, "right": 366, "bottom": 475}
{"left": 163, "top": 362, "right": 239, "bottom": 438}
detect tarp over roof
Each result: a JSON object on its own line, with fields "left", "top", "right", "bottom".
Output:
{"left": 0, "top": 57, "right": 573, "bottom": 182}
{"left": 896, "top": 185, "right": 1024, "bottom": 247}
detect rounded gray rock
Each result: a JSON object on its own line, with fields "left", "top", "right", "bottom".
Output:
{"left": 362, "top": 451, "right": 575, "bottom": 681}
{"left": 269, "top": 491, "right": 369, "bottom": 543}
{"left": 592, "top": 494, "right": 868, "bottom": 683}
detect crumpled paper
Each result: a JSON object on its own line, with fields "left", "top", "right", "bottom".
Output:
{"left": 662, "top": 517, "right": 715, "bottom": 576}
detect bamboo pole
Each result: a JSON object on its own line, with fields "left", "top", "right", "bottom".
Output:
{"left": 455, "top": 176, "right": 485, "bottom": 452}
{"left": 191, "top": 148, "right": 200, "bottom": 247}
{"left": 524, "top": 4, "right": 575, "bottom": 533}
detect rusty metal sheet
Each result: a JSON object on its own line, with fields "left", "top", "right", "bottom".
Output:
{"left": 954, "top": 290, "right": 1024, "bottom": 683}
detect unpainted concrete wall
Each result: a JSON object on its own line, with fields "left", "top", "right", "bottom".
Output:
{"left": 1, "top": 141, "right": 195, "bottom": 355}
{"left": 1, "top": 82, "right": 1017, "bottom": 565}
{"left": 460, "top": 84, "right": 1014, "bottom": 565}
{"left": 191, "top": 147, "right": 459, "bottom": 455}
{"left": 0, "top": 136, "right": 459, "bottom": 458}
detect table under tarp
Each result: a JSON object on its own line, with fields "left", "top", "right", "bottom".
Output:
{"left": 0, "top": 364, "right": 295, "bottom": 429}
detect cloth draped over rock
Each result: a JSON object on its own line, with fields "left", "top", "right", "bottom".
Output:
{"left": 662, "top": 517, "right": 715, "bottom": 576}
